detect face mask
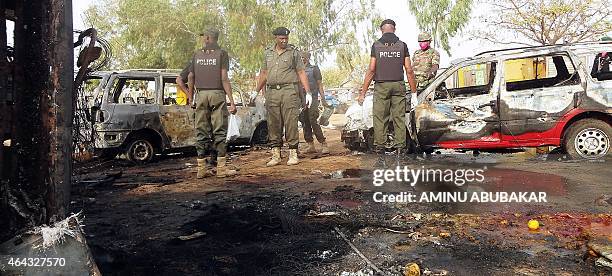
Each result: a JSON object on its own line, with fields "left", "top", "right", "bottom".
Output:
{"left": 419, "top": 42, "right": 430, "bottom": 50}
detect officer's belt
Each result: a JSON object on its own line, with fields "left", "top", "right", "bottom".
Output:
{"left": 267, "top": 83, "right": 295, "bottom": 90}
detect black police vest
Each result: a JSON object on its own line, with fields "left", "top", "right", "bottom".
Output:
{"left": 193, "top": 49, "right": 223, "bottom": 89}
{"left": 373, "top": 40, "right": 405, "bottom": 81}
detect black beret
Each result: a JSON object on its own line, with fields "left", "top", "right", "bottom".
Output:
{"left": 380, "top": 19, "right": 396, "bottom": 28}
{"left": 272, "top": 27, "right": 290, "bottom": 36}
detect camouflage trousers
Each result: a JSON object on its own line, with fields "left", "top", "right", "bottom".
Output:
{"left": 195, "top": 89, "right": 228, "bottom": 157}
{"left": 415, "top": 75, "right": 433, "bottom": 94}
{"left": 373, "top": 81, "right": 407, "bottom": 149}
{"left": 265, "top": 84, "right": 300, "bottom": 149}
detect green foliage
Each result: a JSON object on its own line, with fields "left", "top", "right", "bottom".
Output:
{"left": 84, "top": 0, "right": 379, "bottom": 89}
{"left": 477, "top": 0, "right": 612, "bottom": 45}
{"left": 407, "top": 0, "right": 473, "bottom": 55}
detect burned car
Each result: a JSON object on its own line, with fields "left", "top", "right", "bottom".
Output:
{"left": 342, "top": 42, "right": 612, "bottom": 159}
{"left": 88, "top": 69, "right": 267, "bottom": 163}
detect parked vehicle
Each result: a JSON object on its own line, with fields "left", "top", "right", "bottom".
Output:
{"left": 342, "top": 42, "right": 612, "bottom": 159}
{"left": 88, "top": 69, "right": 267, "bottom": 163}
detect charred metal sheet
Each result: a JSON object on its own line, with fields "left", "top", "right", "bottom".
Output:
{"left": 159, "top": 105, "right": 196, "bottom": 148}
{"left": 1, "top": 0, "right": 74, "bottom": 242}
{"left": 235, "top": 96, "right": 267, "bottom": 142}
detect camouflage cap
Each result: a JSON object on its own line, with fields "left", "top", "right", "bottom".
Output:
{"left": 199, "top": 28, "right": 220, "bottom": 39}
{"left": 418, "top": 32, "right": 432, "bottom": 42}
{"left": 300, "top": 51, "right": 311, "bottom": 58}
{"left": 272, "top": 27, "right": 290, "bottom": 36}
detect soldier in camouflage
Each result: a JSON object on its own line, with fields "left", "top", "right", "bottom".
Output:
{"left": 412, "top": 32, "right": 440, "bottom": 94}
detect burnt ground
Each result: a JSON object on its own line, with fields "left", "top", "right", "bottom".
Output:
{"left": 72, "top": 116, "right": 611, "bottom": 276}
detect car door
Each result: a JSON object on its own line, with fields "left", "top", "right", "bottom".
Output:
{"left": 158, "top": 76, "right": 196, "bottom": 148}
{"left": 413, "top": 60, "right": 501, "bottom": 149}
{"left": 499, "top": 52, "right": 583, "bottom": 144}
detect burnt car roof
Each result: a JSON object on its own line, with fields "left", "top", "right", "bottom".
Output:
{"left": 447, "top": 41, "right": 612, "bottom": 66}
{"left": 95, "top": 69, "right": 182, "bottom": 77}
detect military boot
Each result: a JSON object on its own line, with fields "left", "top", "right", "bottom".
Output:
{"left": 196, "top": 158, "right": 214, "bottom": 179}
{"left": 303, "top": 142, "right": 317, "bottom": 153}
{"left": 216, "top": 157, "right": 237, "bottom": 178}
{"left": 266, "top": 147, "right": 281, "bottom": 167}
{"left": 320, "top": 142, "right": 330, "bottom": 154}
{"left": 287, "top": 149, "right": 300, "bottom": 165}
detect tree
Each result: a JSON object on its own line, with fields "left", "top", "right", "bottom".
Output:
{"left": 322, "top": 54, "right": 372, "bottom": 88}
{"left": 84, "top": 0, "right": 379, "bottom": 90}
{"left": 475, "top": 0, "right": 612, "bottom": 46}
{"left": 407, "top": 0, "right": 474, "bottom": 54}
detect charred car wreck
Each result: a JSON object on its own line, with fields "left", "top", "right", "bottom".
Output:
{"left": 343, "top": 42, "right": 612, "bottom": 159}
{"left": 88, "top": 70, "right": 267, "bottom": 163}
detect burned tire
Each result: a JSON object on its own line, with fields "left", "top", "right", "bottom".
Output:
{"left": 564, "top": 119, "right": 611, "bottom": 159}
{"left": 126, "top": 138, "right": 155, "bottom": 163}
{"left": 251, "top": 122, "right": 269, "bottom": 145}
{"left": 98, "top": 149, "right": 119, "bottom": 160}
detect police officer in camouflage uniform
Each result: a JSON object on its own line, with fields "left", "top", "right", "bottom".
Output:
{"left": 357, "top": 19, "right": 417, "bottom": 164}
{"left": 412, "top": 32, "right": 440, "bottom": 94}
{"left": 255, "top": 27, "right": 314, "bottom": 166}
{"left": 176, "top": 29, "right": 237, "bottom": 178}
{"left": 299, "top": 51, "right": 330, "bottom": 154}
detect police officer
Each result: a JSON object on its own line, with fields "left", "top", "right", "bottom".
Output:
{"left": 412, "top": 32, "right": 440, "bottom": 94}
{"left": 591, "top": 36, "right": 611, "bottom": 80}
{"left": 254, "top": 27, "right": 314, "bottom": 166}
{"left": 357, "top": 19, "right": 417, "bottom": 164}
{"left": 176, "top": 29, "right": 237, "bottom": 178}
{"left": 299, "top": 51, "right": 330, "bottom": 154}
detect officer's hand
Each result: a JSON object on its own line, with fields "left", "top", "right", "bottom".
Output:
{"left": 228, "top": 103, "right": 237, "bottom": 114}
{"left": 304, "top": 93, "right": 313, "bottom": 109}
{"left": 321, "top": 99, "right": 330, "bottom": 108}
{"left": 357, "top": 94, "right": 365, "bottom": 106}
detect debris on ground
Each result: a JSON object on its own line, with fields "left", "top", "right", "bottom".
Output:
{"left": 340, "top": 269, "right": 374, "bottom": 276}
{"left": 588, "top": 241, "right": 612, "bottom": 269}
{"left": 404, "top": 263, "right": 420, "bottom": 276}
{"left": 528, "top": 219, "right": 540, "bottom": 231}
{"left": 178, "top": 232, "right": 206, "bottom": 241}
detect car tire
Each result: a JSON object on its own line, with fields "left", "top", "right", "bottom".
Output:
{"left": 126, "top": 138, "right": 155, "bottom": 164}
{"left": 251, "top": 122, "right": 269, "bottom": 145}
{"left": 564, "top": 119, "right": 611, "bottom": 159}
{"left": 98, "top": 149, "right": 119, "bottom": 160}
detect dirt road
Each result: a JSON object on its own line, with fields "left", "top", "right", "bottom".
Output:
{"left": 72, "top": 116, "right": 611, "bottom": 275}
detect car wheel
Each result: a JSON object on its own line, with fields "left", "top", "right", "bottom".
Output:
{"left": 126, "top": 138, "right": 155, "bottom": 163}
{"left": 564, "top": 119, "right": 611, "bottom": 159}
{"left": 98, "top": 149, "right": 119, "bottom": 160}
{"left": 251, "top": 123, "right": 269, "bottom": 145}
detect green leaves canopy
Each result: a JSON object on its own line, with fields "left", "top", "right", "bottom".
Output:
{"left": 407, "top": 0, "right": 473, "bottom": 55}
{"left": 85, "top": 0, "right": 379, "bottom": 88}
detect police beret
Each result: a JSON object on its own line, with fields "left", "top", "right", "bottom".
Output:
{"left": 380, "top": 19, "right": 396, "bottom": 28}
{"left": 272, "top": 27, "right": 290, "bottom": 36}
{"left": 199, "top": 28, "right": 220, "bottom": 38}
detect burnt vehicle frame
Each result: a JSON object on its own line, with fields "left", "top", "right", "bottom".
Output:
{"left": 342, "top": 42, "right": 612, "bottom": 159}
{"left": 88, "top": 69, "right": 268, "bottom": 163}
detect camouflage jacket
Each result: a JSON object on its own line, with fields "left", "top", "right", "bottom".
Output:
{"left": 412, "top": 48, "right": 440, "bottom": 78}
